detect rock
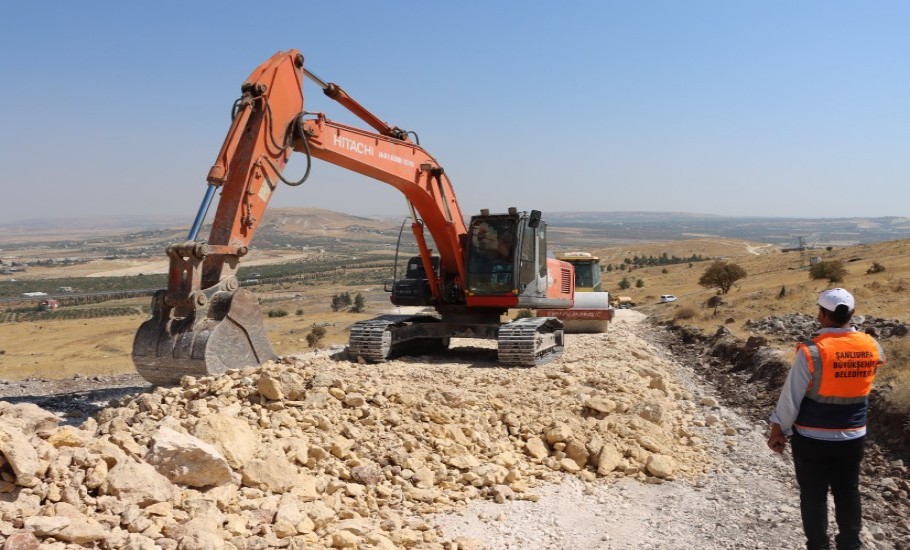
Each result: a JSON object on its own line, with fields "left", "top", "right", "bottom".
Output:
{"left": 192, "top": 414, "right": 258, "bottom": 469}
{"left": 177, "top": 530, "right": 226, "bottom": 550}
{"left": 635, "top": 401, "right": 665, "bottom": 425}
{"left": 0, "top": 404, "right": 58, "bottom": 436}
{"left": 585, "top": 397, "right": 617, "bottom": 414}
{"left": 145, "top": 427, "right": 233, "bottom": 488}
{"left": 122, "top": 533, "right": 158, "bottom": 550}
{"left": 646, "top": 454, "right": 676, "bottom": 478}
{"left": 331, "top": 529, "right": 360, "bottom": 548}
{"left": 276, "top": 371, "right": 309, "bottom": 400}
{"left": 103, "top": 458, "right": 176, "bottom": 507}
{"left": 329, "top": 437, "right": 354, "bottom": 459}
{"left": 350, "top": 464, "right": 382, "bottom": 485}
{"left": 24, "top": 515, "right": 107, "bottom": 544}
{"left": 2, "top": 531, "right": 40, "bottom": 549}
{"left": 490, "top": 484, "right": 515, "bottom": 503}
{"left": 560, "top": 458, "right": 581, "bottom": 472}
{"left": 342, "top": 393, "right": 366, "bottom": 407}
{"left": 334, "top": 518, "right": 373, "bottom": 536}
{"left": 448, "top": 454, "right": 480, "bottom": 470}
{"left": 452, "top": 537, "right": 484, "bottom": 550}
{"left": 565, "top": 439, "right": 589, "bottom": 469}
{"left": 46, "top": 426, "right": 88, "bottom": 448}
{"left": 700, "top": 396, "right": 719, "bottom": 408}
{"left": 472, "top": 463, "right": 508, "bottom": 487}
{"left": 525, "top": 437, "right": 549, "bottom": 460}
{"left": 241, "top": 449, "right": 301, "bottom": 493}
{"left": 544, "top": 424, "right": 573, "bottom": 445}
{"left": 597, "top": 445, "right": 622, "bottom": 475}
{"left": 296, "top": 474, "right": 319, "bottom": 500}
{"left": 0, "top": 423, "right": 41, "bottom": 487}
{"left": 257, "top": 374, "right": 284, "bottom": 401}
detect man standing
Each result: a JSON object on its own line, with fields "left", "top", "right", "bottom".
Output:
{"left": 767, "top": 288, "right": 885, "bottom": 549}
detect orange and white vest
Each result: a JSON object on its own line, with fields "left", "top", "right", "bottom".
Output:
{"left": 793, "top": 331, "right": 882, "bottom": 431}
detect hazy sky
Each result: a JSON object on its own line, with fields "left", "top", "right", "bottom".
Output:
{"left": 1, "top": 1, "right": 907, "bottom": 224}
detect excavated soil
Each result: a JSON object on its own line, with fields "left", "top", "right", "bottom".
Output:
{"left": 0, "top": 311, "right": 907, "bottom": 549}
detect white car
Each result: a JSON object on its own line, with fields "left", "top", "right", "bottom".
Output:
{"left": 660, "top": 295, "right": 678, "bottom": 303}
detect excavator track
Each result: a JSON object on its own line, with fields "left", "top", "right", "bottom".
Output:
{"left": 347, "top": 314, "right": 452, "bottom": 362}
{"left": 497, "top": 317, "right": 564, "bottom": 366}
{"left": 348, "top": 317, "right": 398, "bottom": 362}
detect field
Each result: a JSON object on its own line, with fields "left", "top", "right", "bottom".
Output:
{"left": 2, "top": 211, "right": 909, "bottom": 411}
{"left": 591, "top": 237, "right": 910, "bottom": 410}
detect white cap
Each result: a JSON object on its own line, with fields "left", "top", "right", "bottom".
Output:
{"left": 818, "top": 288, "right": 855, "bottom": 312}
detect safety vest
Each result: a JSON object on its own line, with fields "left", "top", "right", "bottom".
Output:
{"left": 793, "top": 331, "right": 882, "bottom": 431}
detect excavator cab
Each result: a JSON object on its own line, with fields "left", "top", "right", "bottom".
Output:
{"left": 464, "top": 208, "right": 566, "bottom": 310}
{"left": 466, "top": 215, "right": 519, "bottom": 295}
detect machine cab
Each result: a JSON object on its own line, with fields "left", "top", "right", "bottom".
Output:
{"left": 465, "top": 214, "right": 519, "bottom": 296}
{"left": 557, "top": 252, "right": 602, "bottom": 292}
{"left": 465, "top": 208, "right": 569, "bottom": 309}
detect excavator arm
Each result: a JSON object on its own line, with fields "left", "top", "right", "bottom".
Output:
{"left": 133, "top": 50, "right": 307, "bottom": 385}
{"left": 133, "top": 49, "right": 472, "bottom": 384}
{"left": 296, "top": 115, "right": 468, "bottom": 299}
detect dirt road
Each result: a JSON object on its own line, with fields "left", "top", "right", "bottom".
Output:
{"left": 431, "top": 311, "right": 812, "bottom": 549}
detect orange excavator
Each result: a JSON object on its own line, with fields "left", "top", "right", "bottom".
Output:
{"left": 132, "top": 49, "right": 584, "bottom": 385}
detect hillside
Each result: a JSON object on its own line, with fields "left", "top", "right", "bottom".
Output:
{"left": 3, "top": 211, "right": 910, "bottom": 385}
{"left": 597, "top": 237, "right": 910, "bottom": 330}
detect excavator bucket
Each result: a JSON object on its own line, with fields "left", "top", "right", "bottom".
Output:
{"left": 132, "top": 288, "right": 277, "bottom": 386}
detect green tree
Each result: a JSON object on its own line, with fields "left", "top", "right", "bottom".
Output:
{"left": 810, "top": 260, "right": 847, "bottom": 283}
{"left": 698, "top": 261, "right": 747, "bottom": 294}
{"left": 330, "top": 292, "right": 353, "bottom": 312}
{"left": 351, "top": 293, "right": 366, "bottom": 313}
{"left": 618, "top": 277, "right": 631, "bottom": 290}
{"left": 635, "top": 278, "right": 645, "bottom": 288}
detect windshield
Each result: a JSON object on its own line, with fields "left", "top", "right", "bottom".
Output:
{"left": 466, "top": 218, "right": 517, "bottom": 294}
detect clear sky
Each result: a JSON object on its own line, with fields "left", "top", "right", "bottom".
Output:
{"left": 1, "top": 1, "right": 907, "bottom": 224}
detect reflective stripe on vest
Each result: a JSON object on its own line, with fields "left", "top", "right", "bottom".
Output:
{"left": 799, "top": 332, "right": 880, "bottom": 404}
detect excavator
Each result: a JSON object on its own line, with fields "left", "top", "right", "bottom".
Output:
{"left": 132, "top": 49, "right": 595, "bottom": 385}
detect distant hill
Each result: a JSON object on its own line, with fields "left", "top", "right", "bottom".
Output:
{"left": 2, "top": 208, "right": 909, "bottom": 249}
{"left": 544, "top": 212, "right": 910, "bottom": 247}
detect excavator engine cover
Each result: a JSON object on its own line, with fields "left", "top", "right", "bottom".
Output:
{"left": 133, "top": 287, "right": 277, "bottom": 386}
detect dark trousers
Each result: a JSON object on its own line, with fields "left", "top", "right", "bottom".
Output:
{"left": 791, "top": 431, "right": 866, "bottom": 550}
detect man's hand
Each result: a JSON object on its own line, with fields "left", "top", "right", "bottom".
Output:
{"left": 767, "top": 423, "right": 787, "bottom": 454}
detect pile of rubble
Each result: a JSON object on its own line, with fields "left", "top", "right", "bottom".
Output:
{"left": 744, "top": 314, "right": 908, "bottom": 343}
{"left": 0, "top": 327, "right": 724, "bottom": 549}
